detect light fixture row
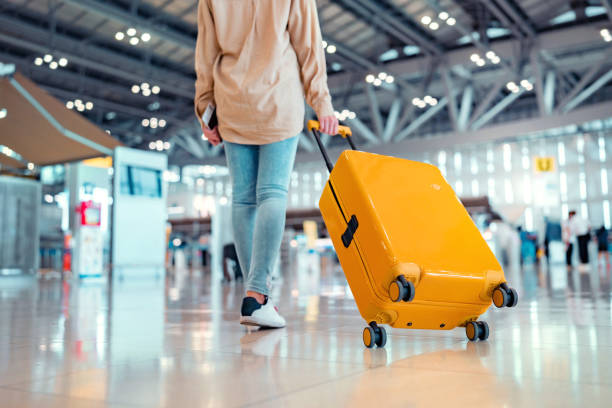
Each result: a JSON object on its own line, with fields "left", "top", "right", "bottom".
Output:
{"left": 365, "top": 72, "right": 395, "bottom": 86}
{"left": 115, "top": 28, "right": 151, "bottom": 46}
{"left": 420, "top": 11, "right": 456, "bottom": 31}
{"left": 142, "top": 117, "right": 167, "bottom": 129}
{"left": 334, "top": 109, "right": 357, "bottom": 121}
{"left": 322, "top": 40, "right": 337, "bottom": 54}
{"left": 470, "top": 50, "right": 501, "bottom": 66}
{"left": 412, "top": 95, "right": 438, "bottom": 109}
{"left": 149, "top": 140, "right": 171, "bottom": 151}
{"left": 506, "top": 79, "right": 533, "bottom": 93}
{"left": 66, "top": 99, "right": 94, "bottom": 112}
{"left": 34, "top": 54, "right": 68, "bottom": 70}
{"left": 131, "top": 82, "right": 161, "bottom": 96}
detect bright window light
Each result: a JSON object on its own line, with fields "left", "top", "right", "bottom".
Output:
{"left": 579, "top": 172, "right": 587, "bottom": 200}
{"left": 455, "top": 180, "right": 463, "bottom": 195}
{"left": 504, "top": 179, "right": 513, "bottom": 203}
{"left": 561, "top": 203, "right": 569, "bottom": 220}
{"left": 581, "top": 202, "right": 588, "bottom": 219}
{"left": 454, "top": 152, "right": 462, "bottom": 172}
{"left": 559, "top": 171, "right": 567, "bottom": 201}
{"left": 470, "top": 156, "right": 478, "bottom": 175}
{"left": 438, "top": 150, "right": 447, "bottom": 166}
{"left": 525, "top": 207, "right": 534, "bottom": 231}
{"left": 472, "top": 179, "right": 479, "bottom": 196}
{"left": 599, "top": 136, "right": 606, "bottom": 162}
{"left": 604, "top": 201, "right": 611, "bottom": 229}
{"left": 522, "top": 154, "right": 530, "bottom": 170}
{"left": 488, "top": 178, "right": 495, "bottom": 198}
{"left": 503, "top": 144, "right": 512, "bottom": 172}
{"left": 602, "top": 168, "right": 608, "bottom": 195}
{"left": 557, "top": 141, "right": 566, "bottom": 166}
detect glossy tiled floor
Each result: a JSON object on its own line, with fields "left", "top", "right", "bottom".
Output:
{"left": 1, "top": 251, "right": 611, "bottom": 407}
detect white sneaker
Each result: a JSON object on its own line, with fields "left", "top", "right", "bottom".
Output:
{"left": 240, "top": 296, "right": 286, "bottom": 328}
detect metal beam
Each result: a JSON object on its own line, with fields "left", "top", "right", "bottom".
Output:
{"left": 382, "top": 98, "right": 402, "bottom": 142}
{"left": 472, "top": 89, "right": 526, "bottom": 130}
{"left": 395, "top": 97, "right": 449, "bottom": 142}
{"left": 59, "top": 0, "right": 195, "bottom": 50}
{"left": 442, "top": 70, "right": 459, "bottom": 132}
{"left": 346, "top": 117, "right": 379, "bottom": 144}
{"left": 531, "top": 49, "right": 547, "bottom": 116}
{"left": 556, "top": 51, "right": 612, "bottom": 112}
{"left": 458, "top": 86, "right": 474, "bottom": 132}
{"left": 0, "top": 16, "right": 194, "bottom": 99}
{"left": 493, "top": 0, "right": 536, "bottom": 38}
{"left": 365, "top": 85, "right": 383, "bottom": 140}
{"left": 602, "top": 0, "right": 612, "bottom": 23}
{"left": 467, "top": 81, "right": 505, "bottom": 129}
{"left": 562, "top": 68, "right": 612, "bottom": 113}
{"left": 544, "top": 71, "right": 556, "bottom": 114}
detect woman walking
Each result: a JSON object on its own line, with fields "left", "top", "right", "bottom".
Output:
{"left": 194, "top": 0, "right": 338, "bottom": 328}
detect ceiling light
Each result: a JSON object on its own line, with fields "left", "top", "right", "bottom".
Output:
{"left": 85, "top": 101, "right": 94, "bottom": 110}
{"left": 77, "top": 105, "right": 85, "bottom": 112}
{"left": 34, "top": 57, "right": 43, "bottom": 66}
{"left": 446, "top": 17, "right": 456, "bottom": 26}
{"left": 129, "top": 37, "right": 139, "bottom": 45}
{"left": 142, "top": 88, "right": 151, "bottom": 96}
{"left": 66, "top": 101, "right": 74, "bottom": 109}
{"left": 151, "top": 122, "right": 158, "bottom": 129}
{"left": 424, "top": 95, "right": 434, "bottom": 104}
{"left": 470, "top": 53, "right": 480, "bottom": 62}
{"left": 58, "top": 58, "right": 68, "bottom": 67}
{"left": 141, "top": 82, "right": 149, "bottom": 89}
{"left": 520, "top": 79, "right": 531, "bottom": 88}
{"left": 142, "top": 118, "right": 150, "bottom": 127}
{"left": 476, "top": 59, "right": 485, "bottom": 67}
{"left": 373, "top": 78, "right": 382, "bottom": 86}
{"left": 421, "top": 15, "right": 432, "bottom": 25}
{"left": 163, "top": 142, "right": 170, "bottom": 150}
{"left": 43, "top": 54, "right": 52, "bottom": 63}
{"left": 159, "top": 119, "right": 167, "bottom": 127}
{"left": 412, "top": 97, "right": 421, "bottom": 106}
{"left": 115, "top": 32, "right": 125, "bottom": 41}
{"left": 0, "top": 108, "right": 7, "bottom": 119}
{"left": 430, "top": 98, "right": 438, "bottom": 106}
{"left": 601, "top": 28, "right": 610, "bottom": 37}
{"left": 486, "top": 51, "right": 496, "bottom": 59}
{"left": 149, "top": 142, "right": 156, "bottom": 149}
{"left": 378, "top": 72, "right": 388, "bottom": 80}
{"left": 141, "top": 32, "right": 151, "bottom": 42}
{"left": 348, "top": 112, "right": 356, "bottom": 120}
{"left": 75, "top": 99, "right": 82, "bottom": 105}
{"left": 491, "top": 56, "right": 501, "bottom": 64}
{"left": 27, "top": 163, "right": 34, "bottom": 170}
{"left": 417, "top": 101, "right": 427, "bottom": 109}
{"left": 326, "top": 44, "right": 337, "bottom": 54}
{"left": 202, "top": 134, "right": 208, "bottom": 141}
{"left": 429, "top": 22, "right": 440, "bottom": 30}
{"left": 365, "top": 74, "right": 375, "bottom": 83}
{"left": 127, "top": 28, "right": 137, "bottom": 37}
{"left": 152, "top": 85, "right": 160, "bottom": 94}
{"left": 385, "top": 75, "right": 394, "bottom": 83}
{"left": 438, "top": 12, "right": 449, "bottom": 20}
{"left": 151, "top": 118, "right": 158, "bottom": 126}
{"left": 131, "top": 85, "right": 140, "bottom": 93}
{"left": 49, "top": 61, "right": 58, "bottom": 70}
{"left": 506, "top": 81, "right": 517, "bottom": 91}
{"left": 322, "top": 40, "right": 328, "bottom": 48}
{"left": 156, "top": 140, "right": 163, "bottom": 149}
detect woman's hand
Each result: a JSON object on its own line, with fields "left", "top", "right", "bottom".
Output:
{"left": 318, "top": 115, "right": 339, "bottom": 135}
{"left": 202, "top": 126, "right": 222, "bottom": 146}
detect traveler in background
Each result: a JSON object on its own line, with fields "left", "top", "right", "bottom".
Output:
{"left": 563, "top": 218, "right": 573, "bottom": 272}
{"left": 194, "top": 0, "right": 338, "bottom": 328}
{"left": 568, "top": 210, "right": 590, "bottom": 272}
{"left": 596, "top": 226, "right": 610, "bottom": 277}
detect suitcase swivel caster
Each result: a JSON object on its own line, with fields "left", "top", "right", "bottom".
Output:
{"left": 492, "top": 283, "right": 518, "bottom": 308}
{"left": 389, "top": 275, "right": 415, "bottom": 302}
{"left": 466, "top": 321, "right": 489, "bottom": 342}
{"left": 363, "top": 322, "right": 387, "bottom": 348}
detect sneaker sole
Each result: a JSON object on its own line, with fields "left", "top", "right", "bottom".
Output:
{"left": 240, "top": 316, "right": 285, "bottom": 329}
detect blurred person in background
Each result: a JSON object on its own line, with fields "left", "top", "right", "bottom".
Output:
{"left": 563, "top": 218, "right": 573, "bottom": 272}
{"left": 596, "top": 226, "right": 610, "bottom": 278}
{"left": 568, "top": 210, "right": 591, "bottom": 273}
{"left": 194, "top": 0, "right": 338, "bottom": 328}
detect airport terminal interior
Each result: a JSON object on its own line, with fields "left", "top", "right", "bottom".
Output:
{"left": 1, "top": 0, "right": 612, "bottom": 407}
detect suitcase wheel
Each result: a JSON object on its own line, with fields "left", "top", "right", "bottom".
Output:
{"left": 466, "top": 321, "right": 489, "bottom": 341}
{"left": 389, "top": 276, "right": 415, "bottom": 302}
{"left": 493, "top": 285, "right": 519, "bottom": 308}
{"left": 363, "top": 322, "right": 387, "bottom": 348}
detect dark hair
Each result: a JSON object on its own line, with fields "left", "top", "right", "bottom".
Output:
{"left": 568, "top": 210, "right": 576, "bottom": 217}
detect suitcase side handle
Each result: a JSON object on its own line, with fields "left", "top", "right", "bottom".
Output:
{"left": 307, "top": 120, "right": 357, "bottom": 173}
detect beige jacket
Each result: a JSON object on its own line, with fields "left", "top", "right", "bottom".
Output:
{"left": 194, "top": 0, "right": 335, "bottom": 145}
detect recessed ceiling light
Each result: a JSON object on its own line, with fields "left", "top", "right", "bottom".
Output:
{"left": 129, "top": 37, "right": 139, "bottom": 45}
{"left": 141, "top": 32, "right": 151, "bottom": 42}
{"left": 421, "top": 15, "right": 432, "bottom": 25}
{"left": 115, "top": 32, "right": 125, "bottom": 41}
{"left": 34, "top": 58, "right": 43, "bottom": 66}
{"left": 127, "top": 28, "right": 137, "bottom": 37}
{"left": 43, "top": 54, "right": 52, "bottom": 63}
{"left": 58, "top": 58, "right": 68, "bottom": 67}
{"left": 446, "top": 17, "right": 456, "bottom": 26}
{"left": 49, "top": 61, "right": 58, "bottom": 69}
{"left": 439, "top": 12, "right": 449, "bottom": 20}
{"left": 152, "top": 85, "right": 160, "bottom": 94}
{"left": 326, "top": 44, "right": 336, "bottom": 54}
{"left": 131, "top": 85, "right": 140, "bottom": 93}
{"left": 429, "top": 22, "right": 440, "bottom": 30}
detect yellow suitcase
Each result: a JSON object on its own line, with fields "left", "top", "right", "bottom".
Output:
{"left": 308, "top": 121, "right": 518, "bottom": 348}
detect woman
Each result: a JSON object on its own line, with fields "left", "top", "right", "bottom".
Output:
{"left": 194, "top": 0, "right": 338, "bottom": 328}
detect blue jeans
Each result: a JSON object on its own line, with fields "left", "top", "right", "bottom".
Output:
{"left": 224, "top": 136, "right": 298, "bottom": 296}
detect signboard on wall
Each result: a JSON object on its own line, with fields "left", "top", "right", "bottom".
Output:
{"left": 534, "top": 157, "right": 555, "bottom": 173}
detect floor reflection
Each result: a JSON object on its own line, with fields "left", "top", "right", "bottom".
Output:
{"left": 0, "top": 250, "right": 611, "bottom": 406}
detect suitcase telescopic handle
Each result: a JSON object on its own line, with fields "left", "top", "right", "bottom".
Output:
{"left": 307, "top": 120, "right": 357, "bottom": 172}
